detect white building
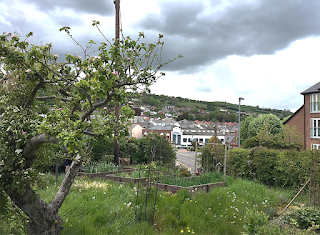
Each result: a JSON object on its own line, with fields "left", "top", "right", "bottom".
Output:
{"left": 171, "top": 127, "right": 225, "bottom": 147}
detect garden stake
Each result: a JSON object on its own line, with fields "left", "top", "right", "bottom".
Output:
{"left": 283, "top": 178, "right": 310, "bottom": 211}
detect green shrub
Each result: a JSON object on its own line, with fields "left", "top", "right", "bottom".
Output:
{"left": 227, "top": 148, "right": 311, "bottom": 188}
{"left": 256, "top": 223, "right": 318, "bottom": 235}
{"left": 284, "top": 207, "right": 320, "bottom": 230}
{"left": 227, "top": 148, "right": 250, "bottom": 178}
{"left": 243, "top": 208, "right": 269, "bottom": 234}
{"left": 199, "top": 137, "right": 225, "bottom": 172}
{"left": 119, "top": 134, "right": 176, "bottom": 165}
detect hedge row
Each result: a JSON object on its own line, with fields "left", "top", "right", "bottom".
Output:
{"left": 227, "top": 147, "right": 312, "bottom": 188}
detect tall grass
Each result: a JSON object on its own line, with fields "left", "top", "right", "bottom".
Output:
{"left": 1, "top": 174, "right": 309, "bottom": 234}
{"left": 160, "top": 172, "right": 224, "bottom": 187}
{"left": 84, "top": 162, "right": 119, "bottom": 173}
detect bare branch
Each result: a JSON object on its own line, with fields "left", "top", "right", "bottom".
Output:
{"left": 94, "top": 24, "right": 112, "bottom": 45}
{"left": 49, "top": 155, "right": 81, "bottom": 210}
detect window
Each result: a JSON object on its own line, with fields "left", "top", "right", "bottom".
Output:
{"left": 183, "top": 138, "right": 187, "bottom": 142}
{"left": 312, "top": 144, "right": 320, "bottom": 149}
{"left": 188, "top": 138, "right": 192, "bottom": 142}
{"left": 310, "top": 94, "right": 320, "bottom": 113}
{"left": 310, "top": 118, "right": 320, "bottom": 138}
{"left": 199, "top": 138, "right": 203, "bottom": 142}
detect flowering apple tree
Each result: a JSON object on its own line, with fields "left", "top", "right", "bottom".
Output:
{"left": 0, "top": 22, "right": 182, "bottom": 234}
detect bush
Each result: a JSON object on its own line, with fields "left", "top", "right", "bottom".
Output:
{"left": 242, "top": 136, "right": 302, "bottom": 150}
{"left": 90, "top": 137, "right": 114, "bottom": 162}
{"left": 243, "top": 208, "right": 269, "bottom": 234}
{"left": 227, "top": 148, "right": 311, "bottom": 187}
{"left": 227, "top": 148, "right": 250, "bottom": 178}
{"left": 256, "top": 223, "right": 319, "bottom": 235}
{"left": 119, "top": 134, "right": 176, "bottom": 165}
{"left": 284, "top": 207, "right": 320, "bottom": 230}
{"left": 199, "top": 137, "right": 224, "bottom": 172}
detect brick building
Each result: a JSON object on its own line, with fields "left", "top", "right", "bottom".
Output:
{"left": 285, "top": 81, "right": 320, "bottom": 149}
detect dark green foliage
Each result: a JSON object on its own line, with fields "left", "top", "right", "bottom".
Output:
{"left": 138, "top": 93, "right": 292, "bottom": 123}
{"left": 227, "top": 147, "right": 311, "bottom": 187}
{"left": 256, "top": 224, "right": 318, "bottom": 235}
{"left": 284, "top": 207, "right": 320, "bottom": 230}
{"left": 242, "top": 136, "right": 260, "bottom": 148}
{"left": 199, "top": 137, "right": 225, "bottom": 172}
{"left": 176, "top": 111, "right": 190, "bottom": 121}
{"left": 243, "top": 208, "right": 269, "bottom": 234}
{"left": 241, "top": 114, "right": 283, "bottom": 142}
{"left": 242, "top": 136, "right": 302, "bottom": 150}
{"left": 226, "top": 148, "right": 250, "bottom": 179}
{"left": 241, "top": 118, "right": 303, "bottom": 150}
{"left": 207, "top": 102, "right": 215, "bottom": 111}
{"left": 141, "top": 96, "right": 161, "bottom": 107}
{"left": 119, "top": 133, "right": 176, "bottom": 165}
{"left": 90, "top": 137, "right": 114, "bottom": 162}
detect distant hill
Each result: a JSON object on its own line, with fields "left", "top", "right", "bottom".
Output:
{"left": 137, "top": 93, "right": 292, "bottom": 121}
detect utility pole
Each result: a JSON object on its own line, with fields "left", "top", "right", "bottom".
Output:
{"left": 113, "top": 0, "right": 120, "bottom": 165}
{"left": 238, "top": 97, "right": 244, "bottom": 147}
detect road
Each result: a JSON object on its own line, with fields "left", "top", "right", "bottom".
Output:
{"left": 176, "top": 149, "right": 201, "bottom": 175}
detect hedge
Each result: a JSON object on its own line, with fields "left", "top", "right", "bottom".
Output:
{"left": 227, "top": 147, "right": 312, "bottom": 188}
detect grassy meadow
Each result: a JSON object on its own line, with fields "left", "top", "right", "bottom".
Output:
{"left": 1, "top": 173, "right": 313, "bottom": 235}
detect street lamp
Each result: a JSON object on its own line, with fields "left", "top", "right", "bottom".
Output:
{"left": 238, "top": 97, "right": 244, "bottom": 147}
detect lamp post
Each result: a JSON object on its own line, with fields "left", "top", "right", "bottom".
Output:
{"left": 238, "top": 97, "right": 244, "bottom": 147}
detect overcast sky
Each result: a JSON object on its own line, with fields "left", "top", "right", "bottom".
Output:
{"left": 1, "top": 0, "right": 320, "bottom": 112}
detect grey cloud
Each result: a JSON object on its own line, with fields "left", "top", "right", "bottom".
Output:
{"left": 24, "top": 0, "right": 114, "bottom": 16}
{"left": 138, "top": 0, "right": 320, "bottom": 72}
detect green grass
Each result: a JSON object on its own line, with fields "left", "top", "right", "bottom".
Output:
{"left": 1, "top": 174, "right": 310, "bottom": 234}
{"left": 83, "top": 162, "right": 119, "bottom": 173}
{"left": 160, "top": 172, "right": 224, "bottom": 187}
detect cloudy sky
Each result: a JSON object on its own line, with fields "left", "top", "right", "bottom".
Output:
{"left": 1, "top": 0, "right": 320, "bottom": 112}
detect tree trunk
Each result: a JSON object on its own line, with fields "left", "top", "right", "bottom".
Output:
{"left": 5, "top": 184, "right": 63, "bottom": 235}
{"left": 4, "top": 155, "right": 81, "bottom": 235}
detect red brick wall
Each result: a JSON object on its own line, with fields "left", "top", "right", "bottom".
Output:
{"left": 304, "top": 94, "right": 320, "bottom": 148}
{"left": 285, "top": 106, "right": 304, "bottom": 138}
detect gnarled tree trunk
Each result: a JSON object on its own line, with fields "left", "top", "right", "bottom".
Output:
{"left": 4, "top": 155, "right": 81, "bottom": 235}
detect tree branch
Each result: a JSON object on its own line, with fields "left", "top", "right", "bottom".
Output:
{"left": 49, "top": 155, "right": 81, "bottom": 210}
{"left": 23, "top": 134, "right": 58, "bottom": 160}
{"left": 24, "top": 74, "right": 45, "bottom": 108}
{"left": 37, "top": 60, "right": 93, "bottom": 108}
{"left": 82, "top": 130, "right": 97, "bottom": 137}
{"left": 81, "top": 95, "right": 113, "bottom": 121}
{"left": 36, "top": 96, "right": 56, "bottom": 100}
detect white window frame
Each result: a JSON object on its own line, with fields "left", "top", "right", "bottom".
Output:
{"left": 312, "top": 144, "right": 320, "bottom": 150}
{"left": 310, "top": 94, "right": 320, "bottom": 113}
{"left": 310, "top": 118, "right": 320, "bottom": 138}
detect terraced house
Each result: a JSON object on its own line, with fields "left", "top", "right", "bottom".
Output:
{"left": 285, "top": 81, "right": 320, "bottom": 149}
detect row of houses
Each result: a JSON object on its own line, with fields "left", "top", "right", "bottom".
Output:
{"left": 130, "top": 117, "right": 239, "bottom": 148}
